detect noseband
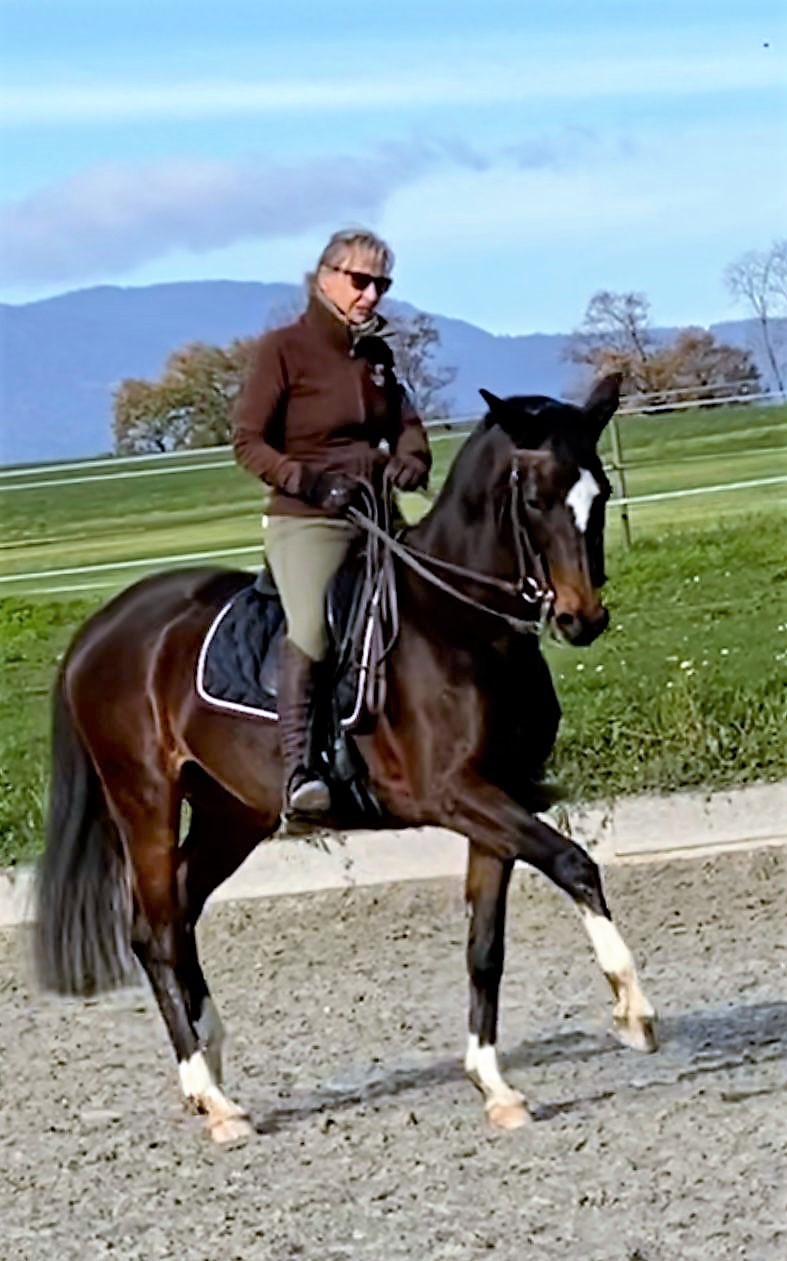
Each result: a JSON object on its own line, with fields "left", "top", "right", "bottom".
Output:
{"left": 348, "top": 459, "right": 553, "bottom": 636}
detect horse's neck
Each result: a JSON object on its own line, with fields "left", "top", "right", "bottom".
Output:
{"left": 407, "top": 427, "right": 511, "bottom": 564}
{"left": 404, "top": 488, "right": 502, "bottom": 574}
{"left": 393, "top": 517, "right": 519, "bottom": 669}
{"left": 403, "top": 453, "right": 534, "bottom": 617}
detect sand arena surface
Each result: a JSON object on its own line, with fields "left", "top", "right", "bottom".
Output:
{"left": 1, "top": 849, "right": 784, "bottom": 1260}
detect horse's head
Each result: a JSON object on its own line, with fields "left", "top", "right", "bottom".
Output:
{"left": 479, "top": 373, "right": 621, "bottom": 646}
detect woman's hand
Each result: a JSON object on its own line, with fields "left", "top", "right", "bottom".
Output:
{"left": 297, "top": 466, "right": 359, "bottom": 515}
{"left": 387, "top": 453, "right": 429, "bottom": 491}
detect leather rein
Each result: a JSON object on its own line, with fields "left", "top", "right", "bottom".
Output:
{"left": 347, "top": 460, "right": 554, "bottom": 637}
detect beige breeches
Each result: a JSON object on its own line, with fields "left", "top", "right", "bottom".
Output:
{"left": 265, "top": 515, "right": 356, "bottom": 661}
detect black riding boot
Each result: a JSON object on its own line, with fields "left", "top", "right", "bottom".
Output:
{"left": 277, "top": 639, "right": 331, "bottom": 817}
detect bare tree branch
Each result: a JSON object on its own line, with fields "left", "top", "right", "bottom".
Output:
{"left": 566, "top": 288, "right": 761, "bottom": 403}
{"left": 725, "top": 242, "right": 785, "bottom": 394}
{"left": 387, "top": 310, "right": 456, "bottom": 418}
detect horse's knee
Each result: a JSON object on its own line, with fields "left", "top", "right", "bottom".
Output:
{"left": 551, "top": 843, "right": 608, "bottom": 916}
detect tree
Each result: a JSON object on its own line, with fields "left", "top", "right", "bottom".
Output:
{"left": 725, "top": 241, "right": 786, "bottom": 394}
{"left": 567, "top": 289, "right": 761, "bottom": 403}
{"left": 568, "top": 290, "right": 656, "bottom": 392}
{"left": 646, "top": 329, "right": 760, "bottom": 401}
{"left": 113, "top": 308, "right": 457, "bottom": 454}
{"left": 387, "top": 310, "right": 456, "bottom": 418}
{"left": 768, "top": 239, "right": 787, "bottom": 304}
{"left": 113, "top": 338, "right": 255, "bottom": 454}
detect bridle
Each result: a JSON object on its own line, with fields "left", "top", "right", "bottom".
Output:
{"left": 346, "top": 458, "right": 554, "bottom": 637}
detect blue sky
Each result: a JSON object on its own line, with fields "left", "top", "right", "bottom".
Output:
{"left": 1, "top": 0, "right": 784, "bottom": 333}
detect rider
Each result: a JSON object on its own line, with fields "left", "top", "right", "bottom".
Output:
{"left": 232, "top": 228, "right": 432, "bottom": 818}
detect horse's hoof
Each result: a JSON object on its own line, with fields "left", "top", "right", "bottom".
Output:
{"left": 209, "top": 1114, "right": 254, "bottom": 1146}
{"left": 485, "top": 1097, "right": 529, "bottom": 1131}
{"left": 614, "top": 1013, "right": 658, "bottom": 1053}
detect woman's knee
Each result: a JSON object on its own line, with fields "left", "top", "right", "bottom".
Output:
{"left": 287, "top": 617, "right": 329, "bottom": 662}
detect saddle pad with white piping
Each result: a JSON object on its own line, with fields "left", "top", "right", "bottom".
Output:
{"left": 195, "top": 567, "right": 370, "bottom": 730}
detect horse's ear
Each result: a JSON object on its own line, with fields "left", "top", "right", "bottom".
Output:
{"left": 480, "top": 388, "right": 545, "bottom": 446}
{"left": 584, "top": 372, "right": 622, "bottom": 437}
{"left": 479, "top": 388, "right": 508, "bottom": 431}
{"left": 479, "top": 387, "right": 503, "bottom": 411}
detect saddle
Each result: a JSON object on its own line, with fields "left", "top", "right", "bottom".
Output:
{"left": 196, "top": 532, "right": 397, "bottom": 823}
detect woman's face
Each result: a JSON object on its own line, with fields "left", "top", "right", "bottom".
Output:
{"left": 317, "top": 248, "right": 392, "bottom": 324}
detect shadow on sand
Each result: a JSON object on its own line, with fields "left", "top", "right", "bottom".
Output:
{"left": 252, "top": 999, "right": 787, "bottom": 1135}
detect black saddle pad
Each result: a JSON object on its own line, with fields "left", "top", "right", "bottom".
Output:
{"left": 197, "top": 559, "right": 366, "bottom": 728}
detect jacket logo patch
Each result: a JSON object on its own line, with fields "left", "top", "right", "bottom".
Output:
{"left": 369, "top": 364, "right": 386, "bottom": 388}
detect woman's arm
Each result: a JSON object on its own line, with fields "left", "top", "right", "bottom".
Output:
{"left": 232, "top": 333, "right": 301, "bottom": 494}
{"left": 387, "top": 383, "right": 432, "bottom": 487}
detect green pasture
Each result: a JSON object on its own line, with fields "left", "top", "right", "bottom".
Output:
{"left": 0, "top": 403, "right": 784, "bottom": 596}
{"left": 0, "top": 402, "right": 785, "bottom": 864}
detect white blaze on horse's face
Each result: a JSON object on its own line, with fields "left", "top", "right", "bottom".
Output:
{"left": 566, "top": 468, "right": 600, "bottom": 534}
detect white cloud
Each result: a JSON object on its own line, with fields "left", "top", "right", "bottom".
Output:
{"left": 0, "top": 149, "right": 433, "bottom": 286}
{"left": 0, "top": 134, "right": 614, "bottom": 287}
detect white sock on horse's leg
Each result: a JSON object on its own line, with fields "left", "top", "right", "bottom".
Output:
{"left": 580, "top": 909, "right": 657, "bottom": 1051}
{"left": 178, "top": 1049, "right": 252, "bottom": 1143}
{"left": 195, "top": 996, "right": 225, "bottom": 1085}
{"left": 465, "top": 1034, "right": 527, "bottom": 1128}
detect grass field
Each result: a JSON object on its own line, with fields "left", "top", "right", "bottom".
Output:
{"left": 1, "top": 402, "right": 784, "bottom": 595}
{"left": 0, "top": 401, "right": 785, "bottom": 864}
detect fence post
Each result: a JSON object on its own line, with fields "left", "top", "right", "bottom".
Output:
{"left": 609, "top": 413, "right": 632, "bottom": 549}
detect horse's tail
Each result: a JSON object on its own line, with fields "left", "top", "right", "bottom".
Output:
{"left": 35, "top": 670, "right": 136, "bottom": 995}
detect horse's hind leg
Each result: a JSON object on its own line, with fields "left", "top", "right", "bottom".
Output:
{"left": 176, "top": 787, "right": 277, "bottom": 1088}
{"left": 464, "top": 844, "right": 527, "bottom": 1130}
{"left": 167, "top": 888, "right": 225, "bottom": 1086}
{"left": 133, "top": 874, "right": 253, "bottom": 1143}
{"left": 103, "top": 771, "right": 253, "bottom": 1144}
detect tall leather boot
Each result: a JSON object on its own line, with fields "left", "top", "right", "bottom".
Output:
{"left": 277, "top": 639, "right": 331, "bottom": 817}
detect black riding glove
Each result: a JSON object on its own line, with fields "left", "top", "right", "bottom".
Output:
{"left": 297, "top": 466, "right": 358, "bottom": 516}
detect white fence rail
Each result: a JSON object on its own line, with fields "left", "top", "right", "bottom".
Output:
{"left": 0, "top": 391, "right": 780, "bottom": 491}
{"left": 1, "top": 390, "right": 784, "bottom": 593}
{"left": 1, "top": 475, "right": 785, "bottom": 593}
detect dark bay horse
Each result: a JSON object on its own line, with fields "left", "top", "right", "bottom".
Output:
{"left": 35, "top": 373, "right": 656, "bottom": 1144}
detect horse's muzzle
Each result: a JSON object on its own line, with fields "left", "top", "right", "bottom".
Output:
{"left": 554, "top": 604, "right": 609, "bottom": 646}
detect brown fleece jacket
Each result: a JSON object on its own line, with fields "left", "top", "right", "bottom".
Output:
{"left": 232, "top": 297, "right": 432, "bottom": 517}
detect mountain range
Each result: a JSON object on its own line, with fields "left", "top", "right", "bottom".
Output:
{"left": 0, "top": 281, "right": 778, "bottom": 465}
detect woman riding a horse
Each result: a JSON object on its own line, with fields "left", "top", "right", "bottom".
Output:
{"left": 232, "top": 228, "right": 431, "bottom": 819}
{"left": 35, "top": 250, "right": 657, "bottom": 1144}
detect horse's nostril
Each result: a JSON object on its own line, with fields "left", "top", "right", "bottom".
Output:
{"left": 556, "top": 611, "right": 578, "bottom": 631}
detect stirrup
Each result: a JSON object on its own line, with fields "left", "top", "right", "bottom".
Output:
{"left": 286, "top": 766, "right": 331, "bottom": 817}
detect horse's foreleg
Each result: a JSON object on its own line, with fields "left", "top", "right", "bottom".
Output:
{"left": 464, "top": 845, "right": 526, "bottom": 1129}
{"left": 541, "top": 835, "right": 657, "bottom": 1052}
{"left": 578, "top": 905, "right": 657, "bottom": 1052}
{"left": 446, "top": 778, "right": 657, "bottom": 1055}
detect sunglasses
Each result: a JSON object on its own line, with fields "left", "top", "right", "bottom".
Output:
{"left": 326, "top": 266, "right": 392, "bottom": 296}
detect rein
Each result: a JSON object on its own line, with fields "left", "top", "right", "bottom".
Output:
{"left": 347, "top": 460, "right": 553, "bottom": 638}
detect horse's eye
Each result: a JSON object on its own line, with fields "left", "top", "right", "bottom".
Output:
{"left": 524, "top": 498, "right": 543, "bottom": 513}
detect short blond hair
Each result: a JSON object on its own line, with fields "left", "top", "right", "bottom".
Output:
{"left": 307, "top": 227, "right": 394, "bottom": 293}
